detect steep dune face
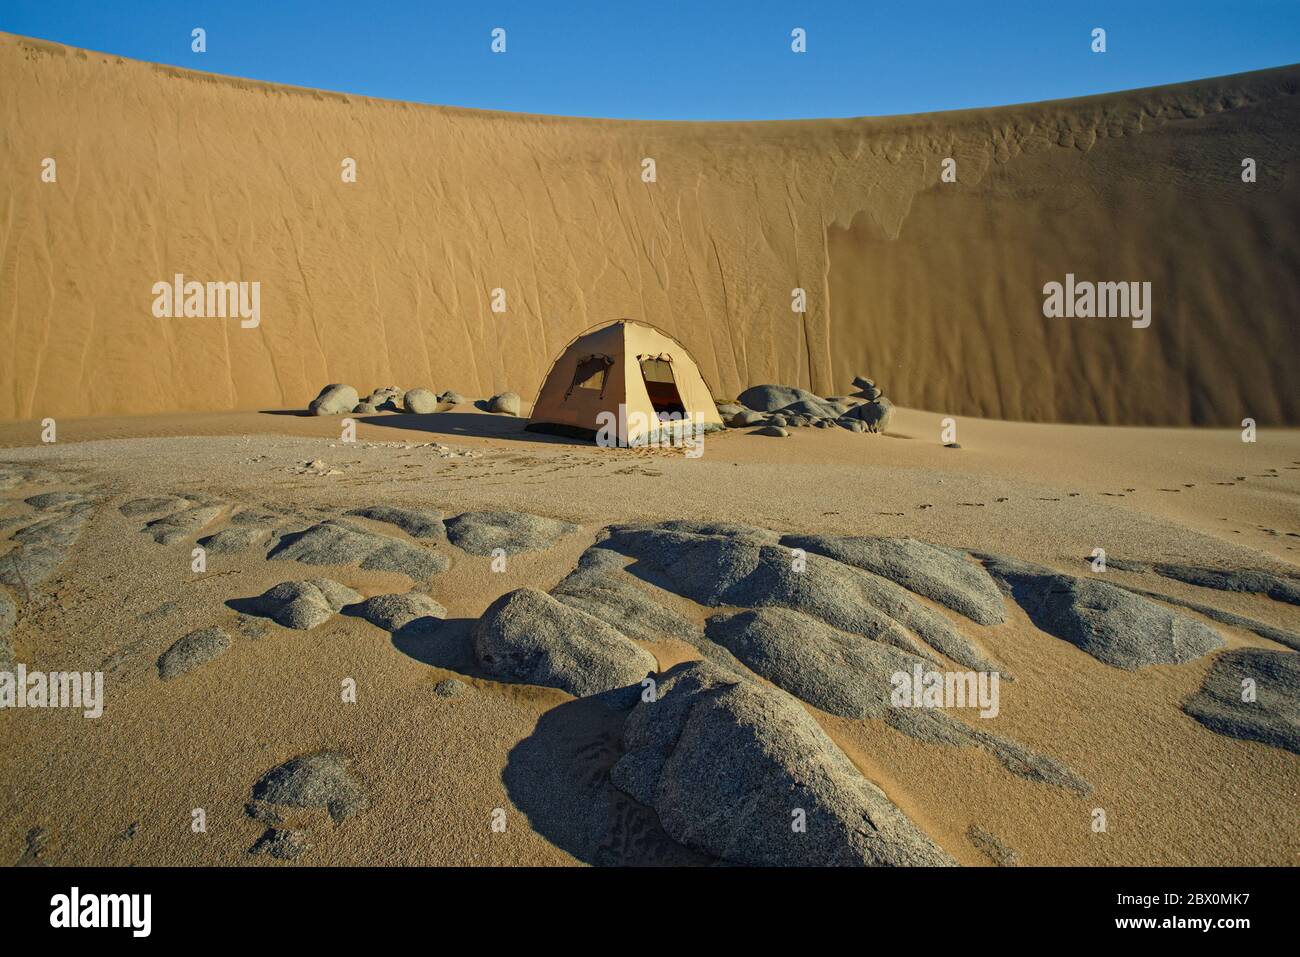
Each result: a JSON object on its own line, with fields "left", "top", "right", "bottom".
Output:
{"left": 1, "top": 33, "right": 1296, "bottom": 424}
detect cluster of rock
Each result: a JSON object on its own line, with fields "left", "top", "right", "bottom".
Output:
{"left": 467, "top": 521, "right": 1118, "bottom": 864}
{"left": 307, "top": 383, "right": 521, "bottom": 417}
{"left": 716, "top": 375, "right": 895, "bottom": 437}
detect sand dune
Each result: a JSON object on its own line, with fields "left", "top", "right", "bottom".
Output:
{"left": 2, "top": 32, "right": 1297, "bottom": 424}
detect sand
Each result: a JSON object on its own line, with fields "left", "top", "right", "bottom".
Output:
{"left": 2, "top": 31, "right": 1297, "bottom": 425}
{"left": 1, "top": 407, "right": 1297, "bottom": 866}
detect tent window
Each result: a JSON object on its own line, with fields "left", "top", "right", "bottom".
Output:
{"left": 638, "top": 357, "right": 686, "bottom": 416}
{"left": 568, "top": 354, "right": 612, "bottom": 397}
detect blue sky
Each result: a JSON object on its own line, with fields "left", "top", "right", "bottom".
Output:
{"left": 4, "top": 1, "right": 1299, "bottom": 120}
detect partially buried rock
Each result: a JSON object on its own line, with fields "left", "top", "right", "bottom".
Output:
{"left": 350, "top": 592, "right": 447, "bottom": 632}
{"left": 486, "top": 392, "right": 521, "bottom": 415}
{"left": 781, "top": 534, "right": 1007, "bottom": 625}
{"left": 269, "top": 520, "right": 449, "bottom": 580}
{"left": 473, "top": 588, "right": 656, "bottom": 698}
{"left": 981, "top": 554, "right": 1223, "bottom": 669}
{"left": 434, "top": 677, "right": 469, "bottom": 698}
{"left": 198, "top": 526, "right": 271, "bottom": 555}
{"left": 727, "top": 410, "right": 765, "bottom": 428}
{"left": 445, "top": 510, "right": 577, "bottom": 555}
{"left": 250, "top": 751, "right": 368, "bottom": 823}
{"left": 753, "top": 425, "right": 789, "bottom": 438}
{"left": 351, "top": 401, "right": 377, "bottom": 415}
{"left": 143, "top": 504, "right": 224, "bottom": 545}
{"left": 24, "top": 491, "right": 91, "bottom": 511}
{"left": 597, "top": 523, "right": 1001, "bottom": 674}
{"left": 157, "top": 626, "right": 231, "bottom": 680}
{"left": 610, "top": 660, "right": 954, "bottom": 866}
{"left": 308, "top": 384, "right": 359, "bottom": 416}
{"left": 250, "top": 827, "right": 311, "bottom": 860}
{"left": 345, "top": 505, "right": 445, "bottom": 540}
{"left": 1183, "top": 649, "right": 1299, "bottom": 754}
{"left": 438, "top": 391, "right": 467, "bottom": 406}
{"left": 119, "top": 496, "right": 190, "bottom": 517}
{"left": 251, "top": 579, "right": 363, "bottom": 630}
{"left": 402, "top": 388, "right": 439, "bottom": 414}
{"left": 0, "top": 545, "right": 69, "bottom": 587}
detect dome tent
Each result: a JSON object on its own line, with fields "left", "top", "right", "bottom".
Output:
{"left": 526, "top": 320, "right": 724, "bottom": 445}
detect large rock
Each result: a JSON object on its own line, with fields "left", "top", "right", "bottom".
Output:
{"left": 269, "top": 520, "right": 449, "bottom": 580}
{"left": 1183, "top": 649, "right": 1300, "bottom": 754}
{"left": 852, "top": 397, "right": 895, "bottom": 433}
{"left": 157, "top": 626, "right": 231, "bottom": 680}
{"left": 308, "top": 384, "right": 359, "bottom": 416}
{"left": 778, "top": 397, "right": 850, "bottom": 419}
{"left": 552, "top": 548, "right": 748, "bottom": 674}
{"left": 706, "top": 607, "right": 916, "bottom": 720}
{"left": 486, "top": 392, "right": 521, "bottom": 415}
{"left": 704, "top": 608, "right": 1086, "bottom": 793}
{"left": 981, "top": 555, "right": 1223, "bottom": 669}
{"left": 445, "top": 510, "right": 578, "bottom": 556}
{"left": 402, "top": 388, "right": 439, "bottom": 414}
{"left": 598, "top": 524, "right": 1001, "bottom": 673}
{"left": 344, "top": 505, "right": 445, "bottom": 540}
{"left": 473, "top": 588, "right": 656, "bottom": 697}
{"left": 250, "top": 579, "right": 363, "bottom": 630}
{"left": 250, "top": 752, "right": 368, "bottom": 823}
{"left": 610, "top": 660, "right": 955, "bottom": 866}
{"left": 783, "top": 534, "right": 1006, "bottom": 625}
{"left": 737, "top": 384, "right": 821, "bottom": 413}
{"left": 350, "top": 592, "right": 447, "bottom": 632}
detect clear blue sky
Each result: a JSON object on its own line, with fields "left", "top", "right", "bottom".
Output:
{"left": 4, "top": 0, "right": 1298, "bottom": 120}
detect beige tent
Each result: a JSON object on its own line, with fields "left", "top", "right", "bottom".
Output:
{"left": 526, "top": 320, "right": 724, "bottom": 444}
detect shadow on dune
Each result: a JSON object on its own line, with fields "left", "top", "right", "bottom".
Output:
{"left": 501, "top": 691, "right": 712, "bottom": 866}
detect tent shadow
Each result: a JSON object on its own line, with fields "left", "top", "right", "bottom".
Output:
{"left": 356, "top": 412, "right": 588, "bottom": 447}
{"left": 501, "top": 692, "right": 712, "bottom": 866}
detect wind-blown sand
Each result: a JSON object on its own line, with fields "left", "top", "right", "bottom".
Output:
{"left": 1, "top": 32, "right": 1297, "bottom": 424}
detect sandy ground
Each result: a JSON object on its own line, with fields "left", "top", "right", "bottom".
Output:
{"left": 1, "top": 406, "right": 1297, "bottom": 866}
